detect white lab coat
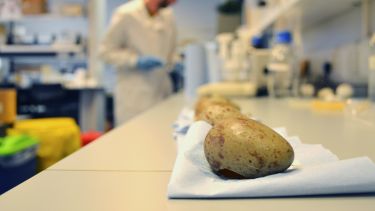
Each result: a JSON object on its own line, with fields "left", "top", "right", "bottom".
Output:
{"left": 100, "top": 0, "right": 177, "bottom": 125}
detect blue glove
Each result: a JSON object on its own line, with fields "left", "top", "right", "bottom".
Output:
{"left": 136, "top": 56, "right": 164, "bottom": 71}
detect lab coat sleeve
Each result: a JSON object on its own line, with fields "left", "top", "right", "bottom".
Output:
{"left": 99, "top": 11, "right": 138, "bottom": 69}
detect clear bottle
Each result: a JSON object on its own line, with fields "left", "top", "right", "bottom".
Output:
{"left": 369, "top": 34, "right": 375, "bottom": 102}
{"left": 267, "top": 31, "right": 295, "bottom": 98}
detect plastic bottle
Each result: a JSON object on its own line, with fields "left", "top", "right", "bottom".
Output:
{"left": 267, "top": 31, "right": 295, "bottom": 98}
{"left": 231, "top": 39, "right": 248, "bottom": 81}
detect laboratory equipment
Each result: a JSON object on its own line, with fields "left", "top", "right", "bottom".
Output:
{"left": 217, "top": 0, "right": 242, "bottom": 33}
{"left": 314, "top": 62, "right": 335, "bottom": 91}
{"left": 231, "top": 38, "right": 250, "bottom": 81}
{"left": 197, "top": 81, "right": 256, "bottom": 97}
{"left": 216, "top": 33, "right": 236, "bottom": 82}
{"left": 205, "top": 41, "right": 222, "bottom": 83}
{"left": 199, "top": 30, "right": 258, "bottom": 97}
{"left": 267, "top": 31, "right": 295, "bottom": 97}
{"left": 184, "top": 44, "right": 207, "bottom": 101}
{"left": 336, "top": 83, "right": 354, "bottom": 100}
{"left": 249, "top": 35, "right": 271, "bottom": 91}
{"left": 251, "top": 36, "right": 263, "bottom": 49}
{"left": 300, "top": 84, "right": 314, "bottom": 98}
{"left": 317, "top": 88, "right": 335, "bottom": 101}
{"left": 216, "top": 33, "right": 234, "bottom": 60}
{"left": 217, "top": 32, "right": 252, "bottom": 82}
{"left": 222, "top": 59, "right": 237, "bottom": 81}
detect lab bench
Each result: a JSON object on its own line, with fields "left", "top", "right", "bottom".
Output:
{"left": 0, "top": 94, "right": 374, "bottom": 210}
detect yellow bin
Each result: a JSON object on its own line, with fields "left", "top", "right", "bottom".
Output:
{"left": 8, "top": 118, "right": 81, "bottom": 171}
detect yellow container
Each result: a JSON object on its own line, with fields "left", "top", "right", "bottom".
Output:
{"left": 8, "top": 118, "right": 81, "bottom": 171}
{"left": 0, "top": 89, "right": 17, "bottom": 124}
{"left": 311, "top": 100, "right": 346, "bottom": 111}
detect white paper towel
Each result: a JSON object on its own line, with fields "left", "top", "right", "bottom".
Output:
{"left": 172, "top": 107, "right": 194, "bottom": 142}
{"left": 184, "top": 44, "right": 207, "bottom": 101}
{"left": 168, "top": 120, "right": 375, "bottom": 198}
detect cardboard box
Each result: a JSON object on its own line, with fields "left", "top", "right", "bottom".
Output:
{"left": 60, "top": 4, "right": 84, "bottom": 17}
{"left": 22, "top": 0, "right": 47, "bottom": 15}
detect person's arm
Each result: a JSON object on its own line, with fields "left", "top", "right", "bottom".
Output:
{"left": 99, "top": 10, "right": 138, "bottom": 69}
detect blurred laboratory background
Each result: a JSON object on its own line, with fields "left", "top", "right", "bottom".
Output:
{"left": 0, "top": 0, "right": 375, "bottom": 194}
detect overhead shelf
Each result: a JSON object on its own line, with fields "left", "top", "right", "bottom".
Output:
{"left": 0, "top": 44, "right": 84, "bottom": 57}
{"left": 0, "top": 14, "right": 87, "bottom": 22}
{"left": 249, "top": 0, "right": 361, "bottom": 34}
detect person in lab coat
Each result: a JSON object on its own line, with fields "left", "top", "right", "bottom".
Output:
{"left": 100, "top": 0, "right": 179, "bottom": 126}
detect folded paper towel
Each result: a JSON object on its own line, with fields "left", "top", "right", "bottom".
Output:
{"left": 172, "top": 107, "right": 194, "bottom": 141}
{"left": 168, "top": 121, "right": 375, "bottom": 198}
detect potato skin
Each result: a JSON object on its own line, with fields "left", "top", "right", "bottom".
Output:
{"left": 204, "top": 117, "right": 294, "bottom": 179}
{"left": 196, "top": 103, "right": 244, "bottom": 126}
{"left": 195, "top": 95, "right": 240, "bottom": 120}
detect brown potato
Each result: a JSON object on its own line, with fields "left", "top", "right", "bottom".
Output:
{"left": 196, "top": 103, "right": 244, "bottom": 125}
{"left": 195, "top": 95, "right": 240, "bottom": 120}
{"left": 204, "top": 117, "right": 294, "bottom": 179}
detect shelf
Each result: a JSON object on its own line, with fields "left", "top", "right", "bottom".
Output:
{"left": 0, "top": 44, "right": 84, "bottom": 57}
{"left": 249, "top": 0, "right": 361, "bottom": 34}
{"left": 0, "top": 14, "right": 87, "bottom": 22}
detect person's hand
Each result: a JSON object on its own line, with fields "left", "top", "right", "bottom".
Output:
{"left": 136, "top": 56, "right": 164, "bottom": 71}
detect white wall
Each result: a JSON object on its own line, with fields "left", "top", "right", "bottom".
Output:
{"left": 105, "top": 0, "right": 125, "bottom": 23}
{"left": 172, "top": 0, "right": 222, "bottom": 43}
{"left": 302, "top": 1, "right": 375, "bottom": 84}
{"left": 105, "top": 0, "right": 222, "bottom": 43}
{"left": 302, "top": 6, "right": 362, "bottom": 54}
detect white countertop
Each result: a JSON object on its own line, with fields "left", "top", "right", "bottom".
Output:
{"left": 1, "top": 94, "right": 375, "bottom": 210}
